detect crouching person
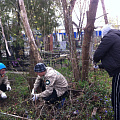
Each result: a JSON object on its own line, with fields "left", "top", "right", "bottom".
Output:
{"left": 0, "top": 63, "right": 11, "bottom": 99}
{"left": 31, "top": 63, "right": 69, "bottom": 104}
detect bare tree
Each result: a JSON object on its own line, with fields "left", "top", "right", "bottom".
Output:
{"left": 101, "top": 0, "right": 108, "bottom": 24}
{"left": 0, "top": 17, "right": 11, "bottom": 57}
{"left": 82, "top": 0, "right": 99, "bottom": 81}
{"left": 19, "top": 0, "right": 43, "bottom": 90}
{"left": 19, "top": 0, "right": 42, "bottom": 63}
{"left": 61, "top": 0, "right": 80, "bottom": 81}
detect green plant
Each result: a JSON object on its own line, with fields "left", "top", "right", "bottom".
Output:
{"left": 0, "top": 66, "right": 114, "bottom": 119}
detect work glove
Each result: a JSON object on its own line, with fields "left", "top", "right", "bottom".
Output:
{"left": 32, "top": 94, "right": 39, "bottom": 101}
{"left": 31, "top": 88, "right": 35, "bottom": 95}
{"left": 6, "top": 84, "right": 11, "bottom": 91}
{"left": 1, "top": 92, "right": 7, "bottom": 99}
{"left": 93, "top": 65, "right": 99, "bottom": 69}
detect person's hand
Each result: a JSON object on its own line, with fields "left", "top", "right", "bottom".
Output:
{"left": 32, "top": 94, "right": 39, "bottom": 101}
{"left": 6, "top": 84, "right": 11, "bottom": 91}
{"left": 1, "top": 92, "right": 7, "bottom": 99}
{"left": 93, "top": 65, "right": 99, "bottom": 69}
{"left": 31, "top": 89, "right": 35, "bottom": 95}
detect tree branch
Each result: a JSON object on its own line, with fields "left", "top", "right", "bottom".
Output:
{"left": 0, "top": 17, "right": 11, "bottom": 56}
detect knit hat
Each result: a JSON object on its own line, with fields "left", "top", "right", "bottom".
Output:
{"left": 0, "top": 63, "right": 6, "bottom": 70}
{"left": 101, "top": 24, "right": 113, "bottom": 38}
{"left": 34, "top": 63, "right": 46, "bottom": 73}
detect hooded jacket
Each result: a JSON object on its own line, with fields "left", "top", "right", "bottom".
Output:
{"left": 93, "top": 29, "right": 120, "bottom": 77}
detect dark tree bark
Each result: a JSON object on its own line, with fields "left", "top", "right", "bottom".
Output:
{"left": 82, "top": 0, "right": 99, "bottom": 81}
{"left": 61, "top": 0, "right": 80, "bottom": 81}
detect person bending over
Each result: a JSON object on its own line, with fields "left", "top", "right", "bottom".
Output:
{"left": 93, "top": 24, "right": 120, "bottom": 120}
{"left": 31, "top": 63, "right": 69, "bottom": 104}
{"left": 0, "top": 63, "right": 11, "bottom": 99}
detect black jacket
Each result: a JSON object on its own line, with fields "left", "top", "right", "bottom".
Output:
{"left": 93, "top": 29, "right": 120, "bottom": 77}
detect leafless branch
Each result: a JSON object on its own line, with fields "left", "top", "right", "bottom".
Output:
{"left": 0, "top": 17, "right": 11, "bottom": 56}
{"left": 0, "top": 112, "right": 32, "bottom": 120}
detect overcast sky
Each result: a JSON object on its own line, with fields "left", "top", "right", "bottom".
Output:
{"left": 57, "top": 0, "right": 120, "bottom": 30}
{"left": 104, "top": 0, "right": 120, "bottom": 18}
{"left": 72, "top": 0, "right": 120, "bottom": 27}
{"left": 95, "top": 0, "right": 120, "bottom": 26}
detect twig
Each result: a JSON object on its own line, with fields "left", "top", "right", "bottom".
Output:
{"left": 0, "top": 17, "right": 11, "bottom": 56}
{"left": 68, "top": 88, "right": 82, "bottom": 92}
{"left": 0, "top": 112, "right": 32, "bottom": 120}
{"left": 95, "top": 13, "right": 108, "bottom": 20}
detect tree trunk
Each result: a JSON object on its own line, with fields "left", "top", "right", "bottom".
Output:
{"left": 19, "top": 0, "right": 43, "bottom": 90}
{"left": 62, "top": 0, "right": 80, "bottom": 81}
{"left": 101, "top": 0, "right": 108, "bottom": 24}
{"left": 82, "top": 0, "right": 99, "bottom": 81}
{"left": 19, "top": 0, "right": 42, "bottom": 63}
{"left": 0, "top": 17, "right": 11, "bottom": 56}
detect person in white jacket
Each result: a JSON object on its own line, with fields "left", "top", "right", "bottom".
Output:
{"left": 31, "top": 63, "right": 69, "bottom": 104}
{"left": 0, "top": 63, "right": 11, "bottom": 99}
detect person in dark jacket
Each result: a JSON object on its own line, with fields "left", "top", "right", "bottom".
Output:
{"left": 93, "top": 24, "right": 120, "bottom": 120}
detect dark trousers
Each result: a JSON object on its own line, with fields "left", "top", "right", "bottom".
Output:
{"left": 43, "top": 89, "right": 69, "bottom": 104}
{"left": 39, "top": 79, "right": 69, "bottom": 104}
{"left": 112, "top": 73, "right": 120, "bottom": 120}
{"left": 0, "top": 83, "right": 7, "bottom": 92}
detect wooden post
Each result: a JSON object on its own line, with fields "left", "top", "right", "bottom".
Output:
{"left": 50, "top": 34, "right": 53, "bottom": 51}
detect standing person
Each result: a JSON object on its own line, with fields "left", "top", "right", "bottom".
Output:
{"left": 0, "top": 63, "right": 11, "bottom": 99}
{"left": 31, "top": 63, "right": 69, "bottom": 104}
{"left": 93, "top": 24, "right": 120, "bottom": 120}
